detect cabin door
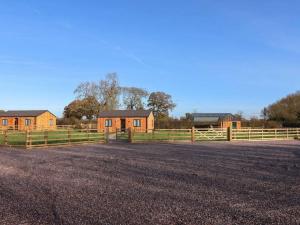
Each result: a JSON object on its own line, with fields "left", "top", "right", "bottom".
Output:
{"left": 14, "top": 118, "right": 19, "bottom": 130}
{"left": 121, "top": 119, "right": 126, "bottom": 132}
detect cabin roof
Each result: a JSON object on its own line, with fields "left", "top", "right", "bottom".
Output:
{"left": 0, "top": 110, "right": 55, "bottom": 117}
{"left": 98, "top": 110, "right": 152, "bottom": 118}
{"left": 192, "top": 113, "right": 233, "bottom": 118}
{"left": 191, "top": 113, "right": 237, "bottom": 123}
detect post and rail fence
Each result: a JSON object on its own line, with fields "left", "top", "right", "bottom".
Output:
{"left": 0, "top": 128, "right": 105, "bottom": 149}
{"left": 0, "top": 127, "right": 299, "bottom": 149}
{"left": 129, "top": 127, "right": 300, "bottom": 143}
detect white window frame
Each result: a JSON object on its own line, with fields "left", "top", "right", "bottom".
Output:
{"left": 2, "top": 119, "right": 8, "bottom": 126}
{"left": 133, "top": 119, "right": 141, "bottom": 127}
{"left": 25, "top": 119, "right": 31, "bottom": 126}
{"left": 105, "top": 119, "right": 112, "bottom": 127}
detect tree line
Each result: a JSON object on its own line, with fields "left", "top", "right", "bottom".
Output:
{"left": 239, "top": 91, "right": 300, "bottom": 128}
{"left": 262, "top": 91, "right": 300, "bottom": 127}
{"left": 56, "top": 75, "right": 300, "bottom": 128}
{"left": 60, "top": 73, "right": 176, "bottom": 126}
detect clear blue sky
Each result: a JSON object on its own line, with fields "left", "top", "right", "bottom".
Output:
{"left": 0, "top": 0, "right": 299, "bottom": 118}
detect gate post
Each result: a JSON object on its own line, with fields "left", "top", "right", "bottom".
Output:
{"left": 26, "top": 130, "right": 32, "bottom": 149}
{"left": 227, "top": 127, "right": 232, "bottom": 141}
{"left": 128, "top": 127, "right": 133, "bottom": 143}
{"left": 105, "top": 127, "right": 109, "bottom": 144}
{"left": 191, "top": 127, "right": 195, "bottom": 143}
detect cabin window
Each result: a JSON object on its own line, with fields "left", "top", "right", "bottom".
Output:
{"left": 133, "top": 119, "right": 141, "bottom": 127}
{"left": 49, "top": 119, "right": 54, "bottom": 126}
{"left": 2, "top": 119, "right": 8, "bottom": 126}
{"left": 105, "top": 119, "right": 112, "bottom": 127}
{"left": 25, "top": 119, "right": 31, "bottom": 126}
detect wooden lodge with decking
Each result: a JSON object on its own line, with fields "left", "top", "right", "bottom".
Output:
{"left": 98, "top": 110, "right": 154, "bottom": 132}
{"left": 190, "top": 113, "right": 242, "bottom": 129}
{"left": 0, "top": 110, "right": 57, "bottom": 131}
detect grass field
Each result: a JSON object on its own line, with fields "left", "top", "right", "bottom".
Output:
{"left": 132, "top": 130, "right": 192, "bottom": 142}
{"left": 132, "top": 129, "right": 227, "bottom": 142}
{"left": 0, "top": 141, "right": 299, "bottom": 224}
{"left": 232, "top": 129, "right": 300, "bottom": 140}
{"left": 1, "top": 128, "right": 299, "bottom": 147}
{"left": 0, "top": 130, "right": 105, "bottom": 147}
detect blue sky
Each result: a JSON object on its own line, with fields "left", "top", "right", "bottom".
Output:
{"left": 0, "top": 0, "right": 299, "bottom": 118}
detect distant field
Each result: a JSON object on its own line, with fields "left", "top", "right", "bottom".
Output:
{"left": 0, "top": 141, "right": 299, "bottom": 225}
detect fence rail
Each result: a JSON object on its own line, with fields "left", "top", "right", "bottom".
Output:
{"left": 0, "top": 124, "right": 100, "bottom": 131}
{"left": 0, "top": 129, "right": 105, "bottom": 148}
{"left": 0, "top": 127, "right": 299, "bottom": 148}
{"left": 232, "top": 128, "right": 300, "bottom": 141}
{"left": 130, "top": 127, "right": 300, "bottom": 143}
{"left": 132, "top": 129, "right": 192, "bottom": 142}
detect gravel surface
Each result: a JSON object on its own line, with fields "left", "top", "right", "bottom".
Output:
{"left": 0, "top": 141, "right": 299, "bottom": 225}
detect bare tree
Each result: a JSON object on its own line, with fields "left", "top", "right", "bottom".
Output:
{"left": 98, "top": 73, "right": 121, "bottom": 111}
{"left": 73, "top": 73, "right": 121, "bottom": 111}
{"left": 122, "top": 87, "right": 149, "bottom": 110}
{"left": 74, "top": 81, "right": 99, "bottom": 100}
{"left": 234, "top": 111, "right": 244, "bottom": 120}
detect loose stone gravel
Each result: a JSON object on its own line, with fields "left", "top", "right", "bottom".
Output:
{"left": 0, "top": 141, "right": 299, "bottom": 225}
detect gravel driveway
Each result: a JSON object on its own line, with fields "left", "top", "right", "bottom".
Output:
{"left": 0, "top": 141, "right": 299, "bottom": 225}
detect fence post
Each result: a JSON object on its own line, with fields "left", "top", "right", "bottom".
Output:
{"left": 44, "top": 130, "right": 48, "bottom": 146}
{"left": 4, "top": 130, "right": 8, "bottom": 146}
{"left": 87, "top": 128, "right": 90, "bottom": 142}
{"left": 26, "top": 130, "right": 32, "bottom": 149}
{"left": 105, "top": 127, "right": 109, "bottom": 144}
{"left": 68, "top": 129, "right": 71, "bottom": 145}
{"left": 128, "top": 127, "right": 133, "bottom": 143}
{"left": 227, "top": 127, "right": 232, "bottom": 141}
{"left": 152, "top": 129, "right": 154, "bottom": 141}
{"left": 25, "top": 130, "right": 28, "bottom": 148}
{"left": 287, "top": 129, "right": 289, "bottom": 139}
{"left": 191, "top": 127, "right": 195, "bottom": 143}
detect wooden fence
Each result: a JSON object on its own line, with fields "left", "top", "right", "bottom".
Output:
{"left": 131, "top": 129, "right": 192, "bottom": 142}
{"left": 0, "top": 129, "right": 105, "bottom": 148}
{"left": 130, "top": 127, "right": 300, "bottom": 143}
{"left": 1, "top": 127, "right": 299, "bottom": 148}
{"left": 232, "top": 128, "right": 300, "bottom": 141}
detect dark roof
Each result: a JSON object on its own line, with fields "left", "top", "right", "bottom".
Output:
{"left": 192, "top": 113, "right": 233, "bottom": 118}
{"left": 0, "top": 110, "right": 55, "bottom": 117}
{"left": 191, "top": 113, "right": 238, "bottom": 123}
{"left": 98, "top": 110, "right": 152, "bottom": 118}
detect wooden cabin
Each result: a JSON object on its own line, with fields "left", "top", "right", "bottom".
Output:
{"left": 0, "top": 110, "right": 57, "bottom": 131}
{"left": 98, "top": 110, "right": 154, "bottom": 132}
{"left": 190, "top": 113, "right": 241, "bottom": 129}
